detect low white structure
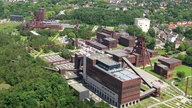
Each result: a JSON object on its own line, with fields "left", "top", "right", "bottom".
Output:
{"left": 135, "top": 18, "right": 150, "bottom": 32}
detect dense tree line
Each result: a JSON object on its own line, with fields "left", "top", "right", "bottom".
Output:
{"left": 59, "top": 8, "right": 143, "bottom": 26}
{"left": 146, "top": 1, "right": 192, "bottom": 24}
{"left": 0, "top": 0, "right": 63, "bottom": 19}
{"left": 59, "top": 25, "right": 95, "bottom": 39}
{"left": 177, "top": 41, "right": 192, "bottom": 66}
{"left": 0, "top": 28, "right": 110, "bottom": 108}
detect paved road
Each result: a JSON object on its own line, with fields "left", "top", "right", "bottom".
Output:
{"left": 171, "top": 80, "right": 185, "bottom": 96}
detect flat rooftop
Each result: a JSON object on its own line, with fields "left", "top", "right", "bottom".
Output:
{"left": 95, "top": 65, "right": 139, "bottom": 81}
{"left": 97, "top": 32, "right": 111, "bottom": 37}
{"left": 89, "top": 53, "right": 109, "bottom": 60}
{"left": 67, "top": 79, "right": 88, "bottom": 92}
{"left": 158, "top": 58, "right": 181, "bottom": 64}
{"left": 89, "top": 41, "right": 107, "bottom": 48}
{"left": 158, "top": 64, "right": 169, "bottom": 70}
{"left": 97, "top": 58, "right": 119, "bottom": 66}
{"left": 91, "top": 54, "right": 139, "bottom": 81}
{"left": 106, "top": 49, "right": 128, "bottom": 57}
{"left": 120, "top": 36, "right": 135, "bottom": 40}
{"left": 104, "top": 37, "right": 116, "bottom": 41}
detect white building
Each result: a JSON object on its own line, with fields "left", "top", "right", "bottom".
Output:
{"left": 134, "top": 18, "right": 150, "bottom": 32}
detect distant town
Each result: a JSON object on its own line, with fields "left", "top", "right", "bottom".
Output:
{"left": 0, "top": 0, "right": 191, "bottom": 108}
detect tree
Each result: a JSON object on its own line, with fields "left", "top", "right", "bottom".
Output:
{"left": 177, "top": 54, "right": 185, "bottom": 61}
{"left": 166, "top": 46, "right": 172, "bottom": 52}
{"left": 127, "top": 25, "right": 145, "bottom": 36}
{"left": 178, "top": 42, "right": 185, "bottom": 51}
{"left": 46, "top": 11, "right": 56, "bottom": 19}
{"left": 164, "top": 42, "right": 174, "bottom": 52}
{"left": 0, "top": 0, "right": 4, "bottom": 18}
{"left": 179, "top": 41, "right": 190, "bottom": 51}
{"left": 173, "top": 26, "right": 184, "bottom": 35}
{"left": 183, "top": 41, "right": 190, "bottom": 50}
{"left": 148, "top": 28, "right": 156, "bottom": 37}
{"left": 146, "top": 37, "right": 156, "bottom": 50}
{"left": 186, "top": 47, "right": 192, "bottom": 56}
{"left": 66, "top": 39, "right": 74, "bottom": 50}
{"left": 184, "top": 29, "right": 192, "bottom": 39}
{"left": 177, "top": 71, "right": 185, "bottom": 79}
{"left": 60, "top": 49, "right": 72, "bottom": 59}
{"left": 68, "top": 32, "right": 76, "bottom": 38}
{"left": 184, "top": 55, "right": 192, "bottom": 66}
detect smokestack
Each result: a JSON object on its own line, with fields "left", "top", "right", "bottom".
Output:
{"left": 83, "top": 55, "right": 87, "bottom": 80}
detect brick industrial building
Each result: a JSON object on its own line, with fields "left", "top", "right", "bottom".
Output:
{"left": 23, "top": 8, "right": 63, "bottom": 30}
{"left": 84, "top": 54, "right": 141, "bottom": 108}
{"left": 119, "top": 35, "right": 135, "bottom": 47}
{"left": 86, "top": 40, "right": 108, "bottom": 50}
{"left": 103, "top": 37, "right": 118, "bottom": 48}
{"left": 154, "top": 58, "right": 182, "bottom": 78}
{"left": 106, "top": 48, "right": 150, "bottom": 67}
{"left": 10, "top": 15, "right": 24, "bottom": 22}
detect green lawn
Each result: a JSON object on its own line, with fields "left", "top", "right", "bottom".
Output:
{"left": 144, "top": 66, "right": 162, "bottom": 78}
{"left": 156, "top": 49, "right": 166, "bottom": 55}
{"left": 0, "top": 84, "right": 11, "bottom": 90}
{"left": 144, "top": 65, "right": 192, "bottom": 80}
{"left": 152, "top": 104, "right": 170, "bottom": 108}
{"left": 174, "top": 77, "right": 192, "bottom": 96}
{"left": 0, "top": 22, "right": 21, "bottom": 33}
{"left": 140, "top": 84, "right": 150, "bottom": 91}
{"left": 129, "top": 98, "right": 157, "bottom": 108}
{"left": 151, "top": 58, "right": 158, "bottom": 64}
{"left": 0, "top": 79, "right": 11, "bottom": 90}
{"left": 173, "top": 65, "right": 192, "bottom": 76}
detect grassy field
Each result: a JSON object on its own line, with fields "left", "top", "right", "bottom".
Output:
{"left": 150, "top": 58, "right": 158, "bottom": 64}
{"left": 0, "top": 84, "right": 11, "bottom": 90}
{"left": 144, "top": 65, "right": 191, "bottom": 79}
{"left": 129, "top": 98, "right": 157, "bottom": 108}
{"left": 144, "top": 64, "right": 192, "bottom": 96}
{"left": 144, "top": 66, "right": 162, "bottom": 78}
{"left": 173, "top": 65, "right": 192, "bottom": 76}
{"left": 156, "top": 49, "right": 166, "bottom": 55}
{"left": 0, "top": 79, "right": 11, "bottom": 90}
{"left": 152, "top": 104, "right": 170, "bottom": 108}
{"left": 174, "top": 77, "right": 192, "bottom": 96}
{"left": 0, "top": 22, "right": 21, "bottom": 33}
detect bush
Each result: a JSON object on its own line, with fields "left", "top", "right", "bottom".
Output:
{"left": 177, "top": 71, "right": 186, "bottom": 79}
{"left": 60, "top": 49, "right": 73, "bottom": 59}
{"left": 177, "top": 54, "right": 185, "bottom": 61}
{"left": 186, "top": 47, "right": 192, "bottom": 56}
{"left": 173, "top": 50, "right": 180, "bottom": 54}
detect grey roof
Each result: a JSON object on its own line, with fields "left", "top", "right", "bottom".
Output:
{"left": 95, "top": 65, "right": 139, "bottom": 82}
{"left": 89, "top": 54, "right": 108, "bottom": 60}
{"left": 106, "top": 49, "right": 128, "bottom": 57}
{"left": 67, "top": 80, "right": 89, "bottom": 92}
{"left": 113, "top": 70, "right": 139, "bottom": 81}
{"left": 97, "top": 58, "right": 119, "bottom": 66}
{"left": 120, "top": 35, "right": 135, "bottom": 40}
{"left": 69, "top": 83, "right": 89, "bottom": 92}
{"left": 104, "top": 37, "right": 116, "bottom": 41}
{"left": 10, "top": 15, "right": 23, "bottom": 17}
{"left": 159, "top": 58, "right": 181, "bottom": 64}
{"left": 92, "top": 54, "right": 139, "bottom": 82}
{"left": 89, "top": 41, "right": 107, "bottom": 48}
{"left": 97, "top": 32, "right": 111, "bottom": 37}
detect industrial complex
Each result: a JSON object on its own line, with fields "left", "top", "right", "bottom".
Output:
{"left": 22, "top": 8, "right": 64, "bottom": 30}
{"left": 38, "top": 26, "right": 185, "bottom": 108}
